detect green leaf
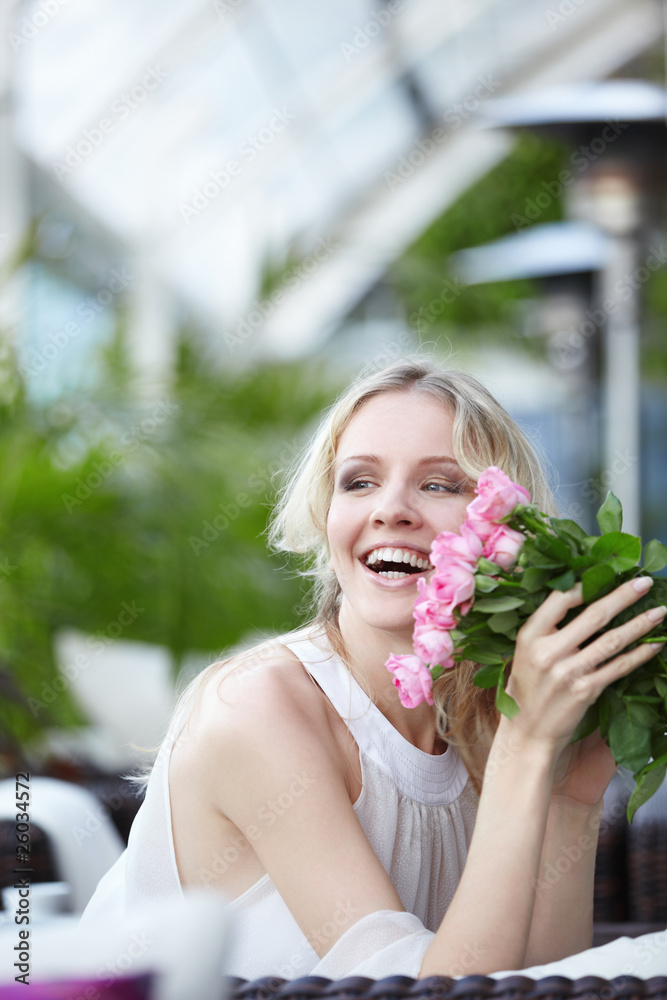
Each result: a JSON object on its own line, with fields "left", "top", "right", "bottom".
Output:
{"left": 519, "top": 568, "right": 551, "bottom": 593}
{"left": 475, "top": 574, "right": 499, "bottom": 594}
{"left": 570, "top": 555, "right": 594, "bottom": 571}
{"left": 546, "top": 569, "right": 576, "bottom": 592}
{"left": 655, "top": 677, "right": 667, "bottom": 698}
{"left": 651, "top": 731, "right": 667, "bottom": 759}
{"left": 644, "top": 539, "right": 667, "bottom": 573}
{"left": 626, "top": 701, "right": 661, "bottom": 727}
{"left": 608, "top": 709, "right": 652, "bottom": 772}
{"left": 627, "top": 756, "right": 667, "bottom": 823}
{"left": 474, "top": 595, "right": 526, "bottom": 613}
{"left": 472, "top": 663, "right": 502, "bottom": 689}
{"left": 460, "top": 646, "right": 506, "bottom": 666}
{"left": 597, "top": 492, "right": 623, "bottom": 534}
{"left": 518, "top": 543, "right": 562, "bottom": 570}
{"left": 487, "top": 610, "right": 519, "bottom": 634}
{"left": 477, "top": 557, "right": 502, "bottom": 574}
{"left": 495, "top": 677, "right": 519, "bottom": 718}
{"left": 430, "top": 664, "right": 445, "bottom": 681}
{"left": 534, "top": 533, "right": 572, "bottom": 563}
{"left": 582, "top": 563, "right": 616, "bottom": 603}
{"left": 591, "top": 532, "right": 641, "bottom": 572}
{"left": 549, "top": 518, "right": 588, "bottom": 543}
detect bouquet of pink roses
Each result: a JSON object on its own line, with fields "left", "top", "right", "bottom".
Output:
{"left": 386, "top": 468, "right": 667, "bottom": 819}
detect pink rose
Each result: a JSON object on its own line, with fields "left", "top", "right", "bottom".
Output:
{"left": 414, "top": 579, "right": 458, "bottom": 630}
{"left": 386, "top": 653, "right": 434, "bottom": 708}
{"left": 430, "top": 523, "right": 482, "bottom": 569}
{"left": 429, "top": 559, "right": 476, "bottom": 616}
{"left": 465, "top": 467, "right": 531, "bottom": 541}
{"left": 482, "top": 524, "right": 525, "bottom": 570}
{"left": 412, "top": 623, "right": 455, "bottom": 669}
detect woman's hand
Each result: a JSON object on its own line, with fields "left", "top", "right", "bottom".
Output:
{"left": 551, "top": 732, "right": 617, "bottom": 808}
{"left": 504, "top": 576, "right": 665, "bottom": 758}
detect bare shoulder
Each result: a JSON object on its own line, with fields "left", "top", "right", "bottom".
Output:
{"left": 178, "top": 636, "right": 342, "bottom": 765}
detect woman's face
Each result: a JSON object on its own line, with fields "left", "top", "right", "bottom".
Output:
{"left": 327, "top": 390, "right": 476, "bottom": 637}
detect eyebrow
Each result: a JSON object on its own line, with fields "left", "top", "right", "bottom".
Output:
{"left": 337, "top": 454, "right": 462, "bottom": 469}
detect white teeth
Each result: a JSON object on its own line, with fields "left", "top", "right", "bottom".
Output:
{"left": 365, "top": 546, "right": 433, "bottom": 569}
{"left": 378, "top": 571, "right": 410, "bottom": 579}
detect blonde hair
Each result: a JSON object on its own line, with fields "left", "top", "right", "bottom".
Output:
{"left": 139, "top": 356, "right": 559, "bottom": 793}
{"left": 268, "top": 356, "right": 560, "bottom": 790}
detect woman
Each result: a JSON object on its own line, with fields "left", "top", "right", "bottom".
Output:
{"left": 81, "top": 358, "right": 665, "bottom": 979}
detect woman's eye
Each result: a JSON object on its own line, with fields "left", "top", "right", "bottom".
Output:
{"left": 424, "top": 481, "right": 463, "bottom": 494}
{"left": 342, "top": 479, "right": 374, "bottom": 491}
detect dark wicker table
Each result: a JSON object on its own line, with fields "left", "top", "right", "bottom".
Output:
{"left": 227, "top": 975, "right": 667, "bottom": 1000}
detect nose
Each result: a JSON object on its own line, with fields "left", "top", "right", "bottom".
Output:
{"left": 370, "top": 483, "right": 423, "bottom": 528}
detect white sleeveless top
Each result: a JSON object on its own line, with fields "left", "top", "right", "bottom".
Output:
{"left": 80, "top": 627, "right": 478, "bottom": 979}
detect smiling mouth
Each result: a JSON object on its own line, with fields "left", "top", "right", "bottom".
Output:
{"left": 364, "top": 548, "right": 433, "bottom": 579}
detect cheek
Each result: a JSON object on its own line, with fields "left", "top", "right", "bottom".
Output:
{"left": 325, "top": 501, "right": 358, "bottom": 559}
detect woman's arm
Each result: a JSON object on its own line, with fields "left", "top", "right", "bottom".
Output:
{"left": 200, "top": 656, "right": 406, "bottom": 955}
{"left": 523, "top": 794, "right": 601, "bottom": 966}
{"left": 421, "top": 577, "right": 662, "bottom": 976}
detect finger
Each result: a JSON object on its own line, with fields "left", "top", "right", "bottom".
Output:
{"left": 520, "top": 583, "right": 584, "bottom": 640}
{"left": 572, "top": 604, "right": 667, "bottom": 673}
{"left": 557, "top": 576, "right": 655, "bottom": 651}
{"left": 571, "top": 640, "right": 665, "bottom": 701}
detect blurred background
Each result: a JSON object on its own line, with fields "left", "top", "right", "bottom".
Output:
{"left": 0, "top": 0, "right": 667, "bottom": 928}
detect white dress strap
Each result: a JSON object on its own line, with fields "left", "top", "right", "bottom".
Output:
{"left": 282, "top": 629, "right": 469, "bottom": 805}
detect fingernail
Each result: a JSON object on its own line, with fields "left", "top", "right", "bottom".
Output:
{"left": 650, "top": 642, "right": 665, "bottom": 652}
{"left": 647, "top": 605, "right": 667, "bottom": 622}
{"left": 633, "top": 577, "right": 654, "bottom": 593}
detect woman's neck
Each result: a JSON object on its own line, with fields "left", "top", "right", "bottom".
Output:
{"left": 331, "top": 604, "right": 446, "bottom": 756}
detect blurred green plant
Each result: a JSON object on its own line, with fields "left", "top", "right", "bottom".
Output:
{"left": 388, "top": 130, "right": 667, "bottom": 381}
{"left": 388, "top": 132, "right": 569, "bottom": 343}
{"left": 0, "top": 331, "right": 334, "bottom": 762}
